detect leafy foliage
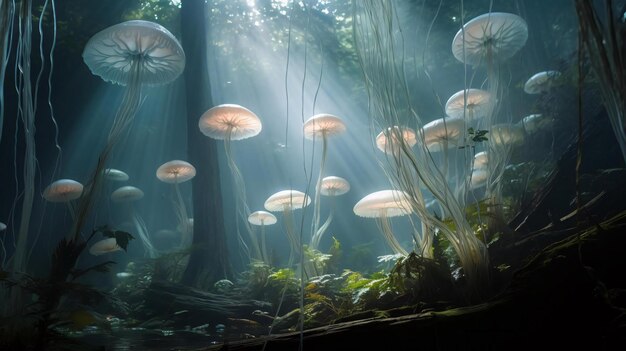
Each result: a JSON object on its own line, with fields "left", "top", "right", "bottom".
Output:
{"left": 94, "top": 225, "right": 134, "bottom": 252}
{"left": 459, "top": 127, "right": 489, "bottom": 149}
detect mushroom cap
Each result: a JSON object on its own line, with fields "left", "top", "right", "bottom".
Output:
{"left": 490, "top": 124, "right": 525, "bottom": 146}
{"left": 353, "top": 190, "right": 413, "bottom": 218}
{"left": 198, "top": 104, "right": 262, "bottom": 140}
{"left": 89, "top": 238, "right": 122, "bottom": 256}
{"left": 0, "top": 222, "right": 6, "bottom": 232}
{"left": 111, "top": 185, "right": 144, "bottom": 202}
{"left": 248, "top": 210, "right": 278, "bottom": 226}
{"left": 445, "top": 89, "right": 492, "bottom": 120}
{"left": 375, "top": 126, "right": 417, "bottom": 154}
{"left": 156, "top": 160, "right": 196, "bottom": 183}
{"left": 303, "top": 114, "right": 346, "bottom": 140}
{"left": 104, "top": 168, "right": 129, "bottom": 182}
{"left": 421, "top": 117, "right": 466, "bottom": 152}
{"left": 452, "top": 12, "right": 528, "bottom": 65}
{"left": 524, "top": 70, "right": 562, "bottom": 94}
{"left": 82, "top": 20, "right": 185, "bottom": 86}
{"left": 473, "top": 151, "right": 488, "bottom": 169}
{"left": 43, "top": 179, "right": 84, "bottom": 202}
{"left": 264, "top": 190, "right": 311, "bottom": 212}
{"left": 470, "top": 168, "right": 489, "bottom": 190}
{"left": 521, "top": 113, "right": 554, "bottom": 134}
{"left": 320, "top": 176, "right": 351, "bottom": 196}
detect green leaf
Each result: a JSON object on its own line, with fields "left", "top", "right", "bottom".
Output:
{"left": 100, "top": 229, "right": 134, "bottom": 252}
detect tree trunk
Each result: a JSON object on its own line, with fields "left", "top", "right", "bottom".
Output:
{"left": 180, "top": 0, "right": 231, "bottom": 287}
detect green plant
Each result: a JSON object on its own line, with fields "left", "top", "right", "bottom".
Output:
{"left": 0, "top": 226, "right": 133, "bottom": 348}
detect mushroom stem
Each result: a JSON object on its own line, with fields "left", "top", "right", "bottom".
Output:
{"left": 310, "top": 194, "right": 334, "bottom": 250}
{"left": 260, "top": 223, "right": 269, "bottom": 265}
{"left": 311, "top": 133, "right": 328, "bottom": 248}
{"left": 224, "top": 129, "right": 262, "bottom": 262}
{"left": 376, "top": 211, "right": 408, "bottom": 256}
{"left": 281, "top": 207, "right": 299, "bottom": 267}
{"left": 108, "top": 58, "right": 142, "bottom": 147}
{"left": 129, "top": 205, "right": 158, "bottom": 258}
{"left": 172, "top": 179, "right": 191, "bottom": 249}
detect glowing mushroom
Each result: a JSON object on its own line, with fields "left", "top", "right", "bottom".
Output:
{"left": 353, "top": 190, "right": 413, "bottom": 256}
{"left": 445, "top": 89, "right": 492, "bottom": 121}
{"left": 199, "top": 103, "right": 263, "bottom": 261}
{"left": 489, "top": 124, "right": 525, "bottom": 147}
{"left": 111, "top": 186, "right": 157, "bottom": 258}
{"left": 83, "top": 20, "right": 185, "bottom": 147}
{"left": 104, "top": 168, "right": 129, "bottom": 182}
{"left": 43, "top": 179, "right": 83, "bottom": 203}
{"left": 156, "top": 160, "right": 196, "bottom": 248}
{"left": 310, "top": 176, "right": 350, "bottom": 250}
{"left": 521, "top": 114, "right": 554, "bottom": 134}
{"left": 473, "top": 151, "right": 488, "bottom": 170}
{"left": 376, "top": 126, "right": 433, "bottom": 257}
{"left": 248, "top": 210, "right": 277, "bottom": 265}
{"left": 264, "top": 189, "right": 311, "bottom": 266}
{"left": 451, "top": 12, "right": 528, "bottom": 66}
{"left": 375, "top": 126, "right": 416, "bottom": 155}
{"left": 43, "top": 179, "right": 84, "bottom": 221}
{"left": 303, "top": 113, "right": 346, "bottom": 251}
{"left": 421, "top": 117, "right": 465, "bottom": 152}
{"left": 89, "top": 237, "right": 122, "bottom": 256}
{"left": 524, "top": 71, "right": 562, "bottom": 94}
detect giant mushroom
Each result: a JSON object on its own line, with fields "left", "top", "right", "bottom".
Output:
{"left": 445, "top": 89, "right": 492, "bottom": 122}
{"left": 353, "top": 190, "right": 413, "bottom": 256}
{"left": 264, "top": 189, "right": 311, "bottom": 266}
{"left": 156, "top": 160, "right": 196, "bottom": 249}
{"left": 309, "top": 176, "right": 350, "bottom": 250}
{"left": 524, "top": 70, "right": 562, "bottom": 95}
{"left": 111, "top": 185, "right": 157, "bottom": 258}
{"left": 83, "top": 20, "right": 185, "bottom": 148}
{"left": 303, "top": 114, "right": 346, "bottom": 248}
{"left": 248, "top": 210, "right": 277, "bottom": 265}
{"left": 43, "top": 179, "right": 84, "bottom": 222}
{"left": 199, "top": 103, "right": 263, "bottom": 261}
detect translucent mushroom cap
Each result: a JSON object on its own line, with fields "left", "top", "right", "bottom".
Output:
{"left": 89, "top": 237, "right": 122, "bottom": 256}
{"left": 473, "top": 151, "right": 488, "bottom": 170}
{"left": 320, "top": 176, "right": 350, "bottom": 196}
{"left": 470, "top": 168, "right": 489, "bottom": 190}
{"left": 353, "top": 190, "right": 413, "bottom": 218}
{"left": 375, "top": 126, "right": 417, "bottom": 154}
{"left": 451, "top": 12, "right": 528, "bottom": 65}
{"left": 445, "top": 89, "right": 492, "bottom": 120}
{"left": 521, "top": 113, "right": 554, "bottom": 134}
{"left": 421, "top": 117, "right": 466, "bottom": 152}
{"left": 248, "top": 210, "right": 278, "bottom": 226}
{"left": 303, "top": 114, "right": 346, "bottom": 140}
{"left": 264, "top": 190, "right": 311, "bottom": 212}
{"left": 156, "top": 160, "right": 196, "bottom": 184}
{"left": 82, "top": 20, "right": 185, "bottom": 86}
{"left": 524, "top": 70, "right": 562, "bottom": 94}
{"left": 104, "top": 168, "right": 129, "bottom": 182}
{"left": 490, "top": 124, "right": 525, "bottom": 146}
{"left": 43, "top": 179, "right": 84, "bottom": 202}
{"left": 198, "top": 104, "right": 262, "bottom": 140}
{"left": 111, "top": 185, "right": 144, "bottom": 203}
{"left": 0, "top": 222, "right": 6, "bottom": 232}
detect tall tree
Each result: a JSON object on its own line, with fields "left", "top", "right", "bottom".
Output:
{"left": 180, "top": 0, "right": 231, "bottom": 287}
